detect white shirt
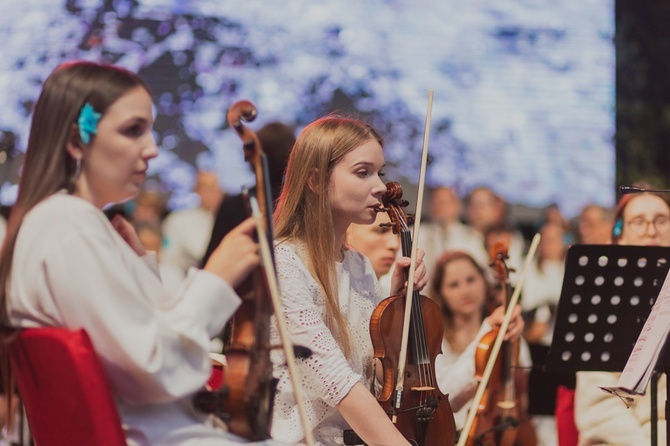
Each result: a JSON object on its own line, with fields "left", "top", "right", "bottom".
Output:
{"left": 521, "top": 259, "right": 565, "bottom": 345}
{"left": 576, "top": 371, "right": 666, "bottom": 446}
{"left": 434, "top": 324, "right": 533, "bottom": 430}
{"left": 270, "top": 241, "right": 381, "bottom": 445}
{"left": 6, "top": 193, "right": 275, "bottom": 446}
{"left": 418, "top": 221, "right": 479, "bottom": 276}
{"left": 161, "top": 206, "right": 215, "bottom": 295}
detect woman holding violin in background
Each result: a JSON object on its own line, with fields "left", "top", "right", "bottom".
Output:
{"left": 0, "top": 61, "right": 286, "bottom": 445}
{"left": 430, "top": 249, "right": 532, "bottom": 443}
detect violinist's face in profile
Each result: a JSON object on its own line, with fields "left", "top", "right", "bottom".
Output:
{"left": 76, "top": 86, "right": 157, "bottom": 208}
{"left": 439, "top": 257, "right": 487, "bottom": 318}
{"left": 618, "top": 194, "right": 670, "bottom": 247}
{"left": 328, "top": 138, "right": 387, "bottom": 236}
{"left": 347, "top": 212, "right": 399, "bottom": 279}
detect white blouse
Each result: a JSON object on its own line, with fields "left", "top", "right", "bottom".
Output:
{"left": 434, "top": 326, "right": 533, "bottom": 431}
{"left": 6, "top": 193, "right": 264, "bottom": 445}
{"left": 270, "top": 241, "right": 381, "bottom": 445}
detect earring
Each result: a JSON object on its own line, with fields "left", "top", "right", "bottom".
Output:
{"left": 72, "top": 157, "right": 82, "bottom": 181}
{"left": 613, "top": 217, "right": 623, "bottom": 237}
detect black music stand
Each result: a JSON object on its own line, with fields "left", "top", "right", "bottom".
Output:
{"left": 546, "top": 244, "right": 670, "bottom": 446}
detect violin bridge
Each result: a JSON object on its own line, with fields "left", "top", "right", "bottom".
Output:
{"left": 410, "top": 386, "right": 435, "bottom": 392}
{"left": 496, "top": 400, "right": 516, "bottom": 410}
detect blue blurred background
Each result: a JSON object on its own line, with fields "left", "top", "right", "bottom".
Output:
{"left": 0, "top": 0, "right": 614, "bottom": 217}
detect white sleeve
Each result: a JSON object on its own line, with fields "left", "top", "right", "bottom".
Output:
{"left": 41, "top": 225, "right": 240, "bottom": 405}
{"left": 159, "top": 214, "right": 190, "bottom": 293}
{"left": 438, "top": 321, "right": 492, "bottom": 401}
{"left": 575, "top": 371, "right": 651, "bottom": 445}
{"left": 274, "top": 244, "right": 361, "bottom": 407}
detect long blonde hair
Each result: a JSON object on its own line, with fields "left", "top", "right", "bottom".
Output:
{"left": 274, "top": 115, "right": 383, "bottom": 356}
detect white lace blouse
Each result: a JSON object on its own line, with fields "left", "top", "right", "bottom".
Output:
{"left": 270, "top": 241, "right": 382, "bottom": 445}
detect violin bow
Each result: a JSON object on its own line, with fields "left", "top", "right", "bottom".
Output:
{"left": 392, "top": 88, "right": 433, "bottom": 422}
{"left": 249, "top": 196, "right": 316, "bottom": 446}
{"left": 456, "top": 233, "right": 541, "bottom": 446}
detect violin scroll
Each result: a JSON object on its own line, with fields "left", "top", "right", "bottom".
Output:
{"left": 378, "top": 182, "right": 415, "bottom": 236}
{"left": 228, "top": 101, "right": 262, "bottom": 163}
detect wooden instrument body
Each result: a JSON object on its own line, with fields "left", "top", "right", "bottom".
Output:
{"left": 220, "top": 100, "right": 278, "bottom": 441}
{"left": 222, "top": 268, "right": 277, "bottom": 439}
{"left": 370, "top": 286, "right": 456, "bottom": 446}
{"left": 465, "top": 242, "right": 537, "bottom": 446}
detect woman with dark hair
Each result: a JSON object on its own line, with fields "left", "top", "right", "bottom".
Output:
{"left": 0, "top": 61, "right": 281, "bottom": 445}
{"left": 430, "top": 250, "right": 530, "bottom": 432}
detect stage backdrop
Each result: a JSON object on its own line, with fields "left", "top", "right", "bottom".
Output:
{"left": 0, "top": 0, "right": 614, "bottom": 216}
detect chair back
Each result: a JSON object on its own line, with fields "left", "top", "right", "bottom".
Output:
{"left": 9, "top": 327, "right": 126, "bottom": 446}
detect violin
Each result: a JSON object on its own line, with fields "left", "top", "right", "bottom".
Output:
{"left": 370, "top": 181, "right": 457, "bottom": 446}
{"left": 206, "top": 101, "right": 314, "bottom": 445}
{"left": 206, "top": 100, "right": 277, "bottom": 440}
{"left": 463, "top": 242, "right": 537, "bottom": 446}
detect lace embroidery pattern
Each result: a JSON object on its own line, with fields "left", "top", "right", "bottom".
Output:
{"left": 270, "top": 241, "right": 381, "bottom": 445}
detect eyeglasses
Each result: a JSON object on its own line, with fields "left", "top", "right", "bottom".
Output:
{"left": 625, "top": 215, "right": 670, "bottom": 235}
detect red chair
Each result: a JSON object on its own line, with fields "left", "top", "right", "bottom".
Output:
{"left": 9, "top": 328, "right": 126, "bottom": 446}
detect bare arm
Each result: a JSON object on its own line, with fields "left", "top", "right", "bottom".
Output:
{"left": 337, "top": 382, "right": 411, "bottom": 446}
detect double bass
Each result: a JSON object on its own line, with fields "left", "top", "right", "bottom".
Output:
{"left": 369, "top": 181, "right": 457, "bottom": 446}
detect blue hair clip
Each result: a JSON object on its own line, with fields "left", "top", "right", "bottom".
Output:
{"left": 78, "top": 102, "right": 101, "bottom": 144}
{"left": 613, "top": 217, "right": 623, "bottom": 237}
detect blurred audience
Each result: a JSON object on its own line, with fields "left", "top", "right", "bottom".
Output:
{"left": 521, "top": 221, "right": 568, "bottom": 446}
{"left": 161, "top": 171, "right": 224, "bottom": 294}
{"left": 131, "top": 186, "right": 167, "bottom": 225}
{"left": 461, "top": 186, "right": 526, "bottom": 271}
{"left": 576, "top": 204, "right": 614, "bottom": 244}
{"left": 419, "top": 186, "right": 477, "bottom": 277}
{"left": 522, "top": 221, "right": 567, "bottom": 345}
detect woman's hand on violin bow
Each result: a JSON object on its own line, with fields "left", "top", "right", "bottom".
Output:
{"left": 390, "top": 247, "right": 429, "bottom": 296}
{"left": 204, "top": 217, "right": 260, "bottom": 288}
{"left": 486, "top": 304, "right": 525, "bottom": 341}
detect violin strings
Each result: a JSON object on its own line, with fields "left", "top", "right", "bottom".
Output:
{"left": 401, "top": 224, "right": 434, "bottom": 410}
